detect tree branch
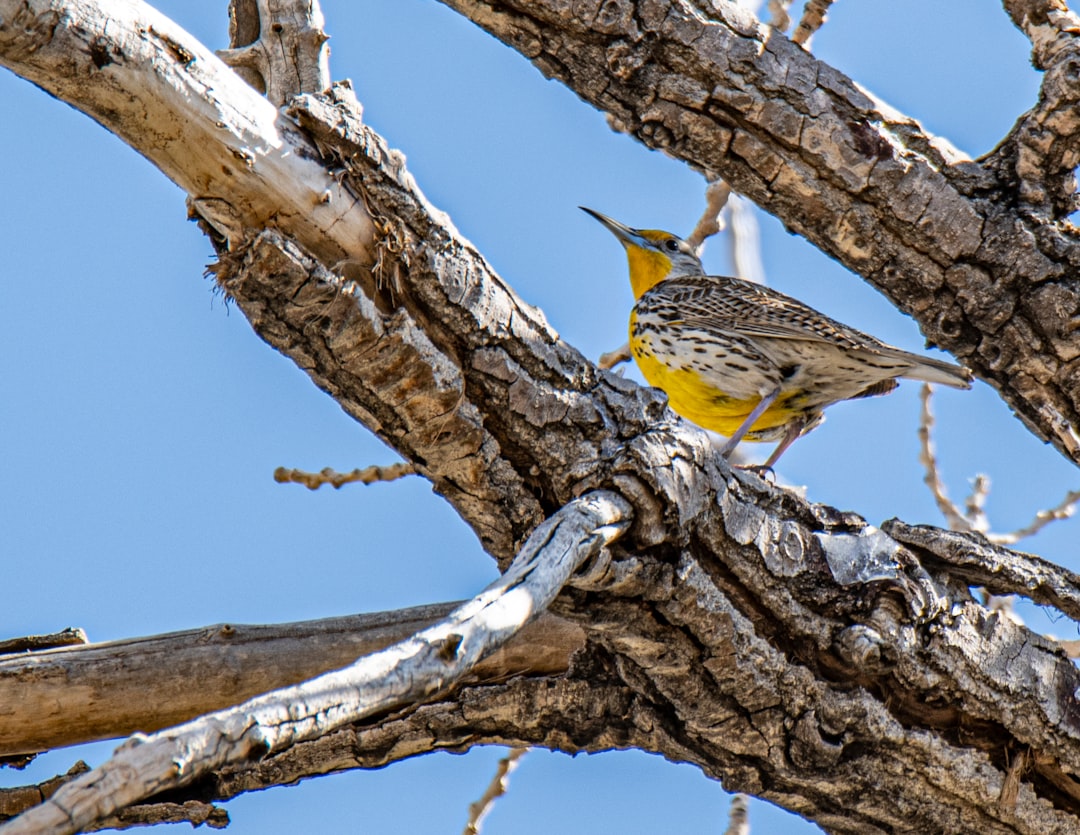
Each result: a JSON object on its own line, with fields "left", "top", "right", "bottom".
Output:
{"left": 436, "top": 0, "right": 1080, "bottom": 466}
{"left": 0, "top": 605, "right": 582, "bottom": 756}
{"left": 6, "top": 2, "right": 1080, "bottom": 832}
{"left": 991, "top": 0, "right": 1080, "bottom": 218}
{"left": 2, "top": 491, "right": 631, "bottom": 834}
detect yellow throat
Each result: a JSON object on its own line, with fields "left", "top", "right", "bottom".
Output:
{"left": 625, "top": 231, "right": 678, "bottom": 298}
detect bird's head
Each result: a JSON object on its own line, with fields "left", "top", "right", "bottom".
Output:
{"left": 581, "top": 207, "right": 703, "bottom": 298}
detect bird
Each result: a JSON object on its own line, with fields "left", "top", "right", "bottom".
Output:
{"left": 581, "top": 207, "right": 973, "bottom": 468}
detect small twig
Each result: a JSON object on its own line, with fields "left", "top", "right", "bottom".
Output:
{"left": 728, "top": 194, "right": 765, "bottom": 285}
{"left": 767, "top": 0, "right": 793, "bottom": 31}
{"left": 963, "top": 474, "right": 992, "bottom": 534}
{"left": 598, "top": 343, "right": 632, "bottom": 370}
{"left": 724, "top": 793, "right": 750, "bottom": 835}
{"left": 273, "top": 462, "right": 415, "bottom": 490}
{"left": 92, "top": 802, "right": 228, "bottom": 832}
{"left": 462, "top": 747, "right": 528, "bottom": 834}
{"left": 685, "top": 178, "right": 732, "bottom": 250}
{"left": 920, "top": 385, "right": 1080, "bottom": 545}
{"left": 792, "top": 0, "right": 835, "bottom": 47}
{"left": 990, "top": 487, "right": 1080, "bottom": 545}
{"left": 917, "top": 384, "right": 972, "bottom": 532}
{"left": 0, "top": 629, "right": 87, "bottom": 656}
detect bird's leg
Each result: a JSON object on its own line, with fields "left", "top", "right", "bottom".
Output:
{"left": 761, "top": 416, "right": 806, "bottom": 469}
{"left": 718, "top": 386, "right": 781, "bottom": 458}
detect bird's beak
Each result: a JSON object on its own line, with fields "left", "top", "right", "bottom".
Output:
{"left": 579, "top": 206, "right": 650, "bottom": 250}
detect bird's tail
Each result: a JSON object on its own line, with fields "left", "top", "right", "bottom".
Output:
{"left": 898, "top": 353, "right": 973, "bottom": 389}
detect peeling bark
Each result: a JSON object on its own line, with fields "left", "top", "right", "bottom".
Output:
{"left": 437, "top": 0, "right": 1080, "bottom": 467}
{"left": 4, "top": 1, "right": 1080, "bottom": 833}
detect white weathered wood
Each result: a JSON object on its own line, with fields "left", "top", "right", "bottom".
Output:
{"left": 0, "top": 0, "right": 371, "bottom": 258}
{"left": 1, "top": 491, "right": 630, "bottom": 835}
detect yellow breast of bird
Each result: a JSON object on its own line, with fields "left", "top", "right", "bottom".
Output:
{"left": 628, "top": 309, "right": 801, "bottom": 439}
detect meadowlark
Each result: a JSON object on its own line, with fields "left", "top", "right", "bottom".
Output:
{"left": 582, "top": 207, "right": 972, "bottom": 467}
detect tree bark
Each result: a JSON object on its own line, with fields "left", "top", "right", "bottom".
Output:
{"left": 4, "top": 1, "right": 1080, "bottom": 833}
{"left": 438, "top": 0, "right": 1080, "bottom": 468}
{"left": 0, "top": 606, "right": 582, "bottom": 756}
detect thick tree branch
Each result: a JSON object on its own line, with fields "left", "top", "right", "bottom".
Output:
{"left": 0, "top": 606, "right": 582, "bottom": 756}
{"left": 884, "top": 519, "right": 1080, "bottom": 621}
{"left": 6, "top": 2, "right": 1080, "bottom": 833}
{"left": 3, "top": 491, "right": 631, "bottom": 834}
{"left": 437, "top": 0, "right": 1080, "bottom": 466}
{"left": 991, "top": 0, "right": 1080, "bottom": 218}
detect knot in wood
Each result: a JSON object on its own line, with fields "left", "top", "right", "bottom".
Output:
{"left": 788, "top": 710, "right": 844, "bottom": 769}
{"left": 639, "top": 121, "right": 675, "bottom": 150}
{"left": 762, "top": 521, "right": 807, "bottom": 577}
{"left": 932, "top": 303, "right": 966, "bottom": 342}
{"left": 833, "top": 624, "right": 894, "bottom": 675}
{"left": 606, "top": 40, "right": 645, "bottom": 80}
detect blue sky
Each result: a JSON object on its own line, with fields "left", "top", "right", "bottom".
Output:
{"left": 2, "top": 1, "right": 1076, "bottom": 832}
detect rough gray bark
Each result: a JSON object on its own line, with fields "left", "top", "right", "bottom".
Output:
{"left": 438, "top": 0, "right": 1080, "bottom": 467}
{"left": 4, "top": 1, "right": 1080, "bottom": 833}
{"left": 2, "top": 491, "right": 629, "bottom": 835}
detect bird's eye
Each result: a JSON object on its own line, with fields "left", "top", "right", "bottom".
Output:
{"left": 664, "top": 239, "right": 680, "bottom": 253}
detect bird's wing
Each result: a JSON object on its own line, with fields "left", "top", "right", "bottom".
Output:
{"left": 641, "top": 276, "right": 972, "bottom": 389}
{"left": 646, "top": 276, "right": 878, "bottom": 350}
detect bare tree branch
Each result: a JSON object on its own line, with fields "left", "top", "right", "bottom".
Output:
{"left": 994, "top": 487, "right": 1080, "bottom": 544}
{"left": 3, "top": 491, "right": 631, "bottom": 834}
{"left": 883, "top": 519, "right": 1080, "bottom": 623}
{"left": 767, "top": 0, "right": 793, "bottom": 32}
{"left": 436, "top": 0, "right": 1080, "bottom": 467}
{"left": 0, "top": 606, "right": 582, "bottom": 757}
{"left": 723, "top": 793, "right": 750, "bottom": 835}
{"left": 6, "top": 2, "right": 1080, "bottom": 833}
{"left": 686, "top": 178, "right": 732, "bottom": 249}
{"left": 919, "top": 384, "right": 1080, "bottom": 543}
{"left": 727, "top": 193, "right": 765, "bottom": 284}
{"left": 917, "top": 384, "right": 974, "bottom": 532}
{"left": 792, "top": 0, "right": 835, "bottom": 47}
{"left": 0, "top": 629, "right": 87, "bottom": 654}
{"left": 218, "top": 0, "right": 330, "bottom": 105}
{"left": 462, "top": 747, "right": 528, "bottom": 834}
{"left": 273, "top": 461, "right": 416, "bottom": 489}
{"left": 992, "top": 0, "right": 1080, "bottom": 218}
{"left": 1, "top": 764, "right": 229, "bottom": 832}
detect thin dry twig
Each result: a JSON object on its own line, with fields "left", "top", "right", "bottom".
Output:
{"left": 0, "top": 629, "right": 87, "bottom": 656}
{"left": 685, "top": 178, "right": 732, "bottom": 250}
{"left": 462, "top": 747, "right": 528, "bottom": 834}
{"left": 724, "top": 793, "right": 750, "bottom": 835}
{"left": 598, "top": 343, "right": 632, "bottom": 370}
{"left": 792, "top": 0, "right": 835, "bottom": 47}
{"left": 273, "top": 462, "right": 415, "bottom": 489}
{"left": 767, "top": 0, "right": 793, "bottom": 31}
{"left": 917, "top": 384, "right": 973, "bottom": 532}
{"left": 963, "top": 474, "right": 992, "bottom": 534}
{"left": 919, "top": 385, "right": 1080, "bottom": 544}
{"left": 991, "top": 487, "right": 1080, "bottom": 545}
